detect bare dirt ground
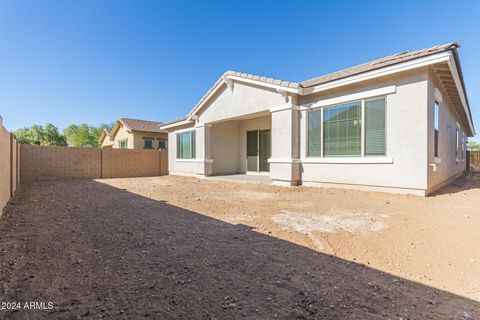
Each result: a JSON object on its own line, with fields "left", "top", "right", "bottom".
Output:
{"left": 0, "top": 174, "right": 479, "bottom": 319}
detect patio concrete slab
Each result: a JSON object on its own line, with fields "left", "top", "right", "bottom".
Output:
{"left": 203, "top": 174, "right": 272, "bottom": 185}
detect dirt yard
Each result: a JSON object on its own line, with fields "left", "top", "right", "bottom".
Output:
{"left": 0, "top": 174, "right": 479, "bottom": 319}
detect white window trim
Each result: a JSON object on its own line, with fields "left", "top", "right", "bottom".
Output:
{"left": 306, "top": 96, "right": 387, "bottom": 160}
{"left": 301, "top": 157, "right": 393, "bottom": 164}
{"left": 174, "top": 127, "right": 196, "bottom": 134}
{"left": 118, "top": 139, "right": 128, "bottom": 149}
{"left": 455, "top": 123, "right": 461, "bottom": 163}
{"left": 176, "top": 130, "right": 196, "bottom": 160}
{"left": 175, "top": 159, "right": 196, "bottom": 162}
{"left": 143, "top": 139, "right": 154, "bottom": 149}
{"left": 305, "top": 85, "right": 395, "bottom": 110}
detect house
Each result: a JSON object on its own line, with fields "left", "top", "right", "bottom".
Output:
{"left": 99, "top": 118, "right": 168, "bottom": 149}
{"left": 99, "top": 128, "right": 114, "bottom": 148}
{"left": 160, "top": 43, "right": 475, "bottom": 196}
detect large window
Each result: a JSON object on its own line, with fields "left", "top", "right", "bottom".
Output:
{"left": 323, "top": 101, "right": 362, "bottom": 156}
{"left": 307, "top": 98, "right": 386, "bottom": 157}
{"left": 176, "top": 131, "right": 196, "bottom": 159}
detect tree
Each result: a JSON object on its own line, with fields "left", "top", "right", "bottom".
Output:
{"left": 467, "top": 141, "right": 480, "bottom": 151}
{"left": 14, "top": 124, "right": 67, "bottom": 146}
{"left": 63, "top": 123, "right": 113, "bottom": 148}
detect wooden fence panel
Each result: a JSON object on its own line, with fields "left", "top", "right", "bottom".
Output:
{"left": 468, "top": 150, "right": 480, "bottom": 172}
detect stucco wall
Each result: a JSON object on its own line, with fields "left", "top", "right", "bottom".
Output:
{"left": 101, "top": 137, "right": 114, "bottom": 148}
{"left": 112, "top": 125, "right": 168, "bottom": 150}
{"left": 167, "top": 124, "right": 197, "bottom": 175}
{"left": 426, "top": 69, "right": 467, "bottom": 192}
{"left": 132, "top": 131, "right": 168, "bottom": 149}
{"left": 113, "top": 125, "right": 135, "bottom": 149}
{"left": 299, "top": 69, "right": 430, "bottom": 194}
{"left": 197, "top": 82, "right": 285, "bottom": 123}
{"left": 211, "top": 121, "right": 239, "bottom": 174}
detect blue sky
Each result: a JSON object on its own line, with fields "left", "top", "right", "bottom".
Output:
{"left": 0, "top": 1, "right": 479, "bottom": 139}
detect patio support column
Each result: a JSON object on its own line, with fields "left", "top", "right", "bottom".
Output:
{"left": 269, "top": 96, "right": 301, "bottom": 186}
{"left": 195, "top": 123, "right": 213, "bottom": 176}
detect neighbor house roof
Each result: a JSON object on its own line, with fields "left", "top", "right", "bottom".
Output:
{"left": 161, "top": 42, "right": 474, "bottom": 135}
{"left": 118, "top": 118, "right": 166, "bottom": 133}
{"left": 108, "top": 118, "right": 167, "bottom": 142}
{"left": 98, "top": 128, "right": 112, "bottom": 145}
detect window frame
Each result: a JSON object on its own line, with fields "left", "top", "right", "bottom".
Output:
{"left": 306, "top": 96, "right": 387, "bottom": 158}
{"left": 143, "top": 139, "right": 154, "bottom": 149}
{"left": 176, "top": 130, "right": 196, "bottom": 160}
{"left": 118, "top": 139, "right": 128, "bottom": 149}
{"left": 434, "top": 102, "right": 440, "bottom": 158}
{"left": 455, "top": 124, "right": 460, "bottom": 162}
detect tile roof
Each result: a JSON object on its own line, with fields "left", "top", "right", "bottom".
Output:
{"left": 300, "top": 42, "right": 459, "bottom": 88}
{"left": 164, "top": 42, "right": 470, "bottom": 130}
{"left": 119, "top": 118, "right": 166, "bottom": 133}
{"left": 161, "top": 117, "right": 187, "bottom": 126}
{"left": 225, "top": 71, "right": 299, "bottom": 88}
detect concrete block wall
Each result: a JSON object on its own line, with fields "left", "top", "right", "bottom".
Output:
{"left": 0, "top": 117, "right": 20, "bottom": 214}
{"left": 20, "top": 145, "right": 168, "bottom": 183}
{"left": 102, "top": 148, "right": 166, "bottom": 178}
{"left": 20, "top": 145, "right": 101, "bottom": 182}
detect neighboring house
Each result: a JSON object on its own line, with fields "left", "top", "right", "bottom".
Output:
{"left": 99, "top": 118, "right": 168, "bottom": 149}
{"left": 160, "top": 43, "right": 475, "bottom": 196}
{"left": 99, "top": 128, "right": 114, "bottom": 148}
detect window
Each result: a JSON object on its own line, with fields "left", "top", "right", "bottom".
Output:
{"left": 365, "top": 98, "right": 386, "bottom": 155}
{"left": 144, "top": 139, "right": 153, "bottom": 149}
{"left": 159, "top": 140, "right": 166, "bottom": 149}
{"left": 455, "top": 126, "right": 460, "bottom": 160}
{"left": 176, "top": 130, "right": 196, "bottom": 159}
{"left": 307, "top": 98, "right": 386, "bottom": 158}
{"left": 307, "top": 110, "right": 321, "bottom": 156}
{"left": 323, "top": 101, "right": 361, "bottom": 156}
{"left": 434, "top": 102, "right": 439, "bottom": 158}
{"left": 119, "top": 139, "right": 128, "bottom": 149}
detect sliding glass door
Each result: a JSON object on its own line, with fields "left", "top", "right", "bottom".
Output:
{"left": 247, "top": 130, "right": 270, "bottom": 172}
{"left": 259, "top": 130, "right": 270, "bottom": 172}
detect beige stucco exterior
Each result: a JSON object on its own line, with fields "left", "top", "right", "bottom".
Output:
{"left": 164, "top": 53, "right": 473, "bottom": 196}
{"left": 104, "top": 123, "right": 168, "bottom": 150}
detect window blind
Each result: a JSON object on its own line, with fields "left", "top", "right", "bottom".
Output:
{"left": 365, "top": 98, "right": 386, "bottom": 155}
{"left": 191, "top": 131, "right": 196, "bottom": 158}
{"left": 323, "top": 102, "right": 361, "bottom": 156}
{"left": 308, "top": 110, "right": 321, "bottom": 156}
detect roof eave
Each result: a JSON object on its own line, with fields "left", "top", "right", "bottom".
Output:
{"left": 188, "top": 73, "right": 299, "bottom": 118}
{"left": 159, "top": 119, "right": 194, "bottom": 131}
{"left": 450, "top": 48, "right": 475, "bottom": 136}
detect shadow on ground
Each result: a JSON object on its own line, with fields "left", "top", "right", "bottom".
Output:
{"left": 0, "top": 180, "right": 478, "bottom": 319}
{"left": 430, "top": 172, "right": 480, "bottom": 196}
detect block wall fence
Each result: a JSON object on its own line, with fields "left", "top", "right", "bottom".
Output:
{"left": 1, "top": 116, "right": 168, "bottom": 214}
{"left": 20, "top": 145, "right": 168, "bottom": 182}
{"left": 0, "top": 117, "right": 20, "bottom": 214}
